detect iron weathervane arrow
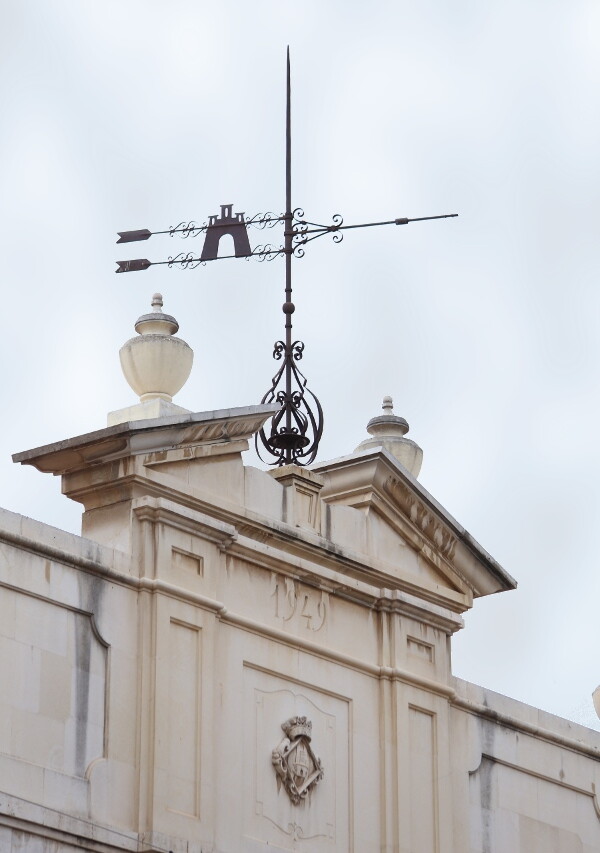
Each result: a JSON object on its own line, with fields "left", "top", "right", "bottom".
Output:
{"left": 115, "top": 258, "right": 152, "bottom": 273}
{"left": 115, "top": 48, "right": 457, "bottom": 467}
{"left": 114, "top": 212, "right": 457, "bottom": 271}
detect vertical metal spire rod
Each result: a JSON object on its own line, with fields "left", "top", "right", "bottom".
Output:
{"left": 284, "top": 46, "right": 293, "bottom": 454}
{"left": 255, "top": 47, "right": 324, "bottom": 467}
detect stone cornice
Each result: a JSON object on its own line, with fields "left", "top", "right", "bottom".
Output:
{"left": 0, "top": 521, "right": 461, "bottom": 683}
{"left": 132, "top": 496, "right": 238, "bottom": 551}
{"left": 0, "top": 497, "right": 463, "bottom": 635}
{"left": 313, "top": 448, "right": 516, "bottom": 598}
{"left": 131, "top": 495, "right": 463, "bottom": 629}
{"left": 231, "top": 532, "right": 464, "bottom": 631}
{"left": 0, "top": 792, "right": 140, "bottom": 852}
{"left": 52, "top": 452, "right": 470, "bottom": 615}
{"left": 452, "top": 693, "right": 600, "bottom": 763}
{"left": 12, "top": 404, "right": 279, "bottom": 474}
{"left": 131, "top": 466, "right": 471, "bottom": 614}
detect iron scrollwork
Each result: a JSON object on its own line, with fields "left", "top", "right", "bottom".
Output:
{"left": 253, "top": 244, "right": 285, "bottom": 262}
{"left": 167, "top": 252, "right": 204, "bottom": 270}
{"left": 168, "top": 220, "right": 207, "bottom": 239}
{"left": 256, "top": 340, "right": 324, "bottom": 467}
{"left": 245, "top": 212, "right": 284, "bottom": 229}
{"left": 291, "top": 211, "right": 344, "bottom": 253}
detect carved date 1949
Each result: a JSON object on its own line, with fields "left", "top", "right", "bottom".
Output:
{"left": 271, "top": 575, "right": 328, "bottom": 632}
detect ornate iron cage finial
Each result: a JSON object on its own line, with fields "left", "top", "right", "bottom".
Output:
{"left": 255, "top": 339, "right": 324, "bottom": 466}
{"left": 115, "top": 47, "right": 457, "bottom": 467}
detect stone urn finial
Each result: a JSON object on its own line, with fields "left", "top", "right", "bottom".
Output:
{"left": 354, "top": 396, "right": 423, "bottom": 477}
{"left": 593, "top": 686, "right": 600, "bottom": 720}
{"left": 107, "top": 294, "right": 194, "bottom": 426}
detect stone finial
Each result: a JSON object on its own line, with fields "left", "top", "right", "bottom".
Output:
{"left": 107, "top": 294, "right": 194, "bottom": 426}
{"left": 593, "top": 686, "right": 600, "bottom": 720}
{"left": 133, "top": 291, "right": 179, "bottom": 338}
{"left": 354, "top": 396, "right": 423, "bottom": 477}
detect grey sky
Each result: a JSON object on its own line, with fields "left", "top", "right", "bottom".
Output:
{"left": 1, "top": 1, "right": 599, "bottom": 727}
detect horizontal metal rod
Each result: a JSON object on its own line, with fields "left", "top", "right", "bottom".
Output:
{"left": 116, "top": 213, "right": 459, "bottom": 270}
{"left": 152, "top": 248, "right": 281, "bottom": 266}
{"left": 117, "top": 215, "right": 287, "bottom": 243}
{"left": 115, "top": 247, "right": 283, "bottom": 272}
{"left": 295, "top": 213, "right": 458, "bottom": 236}
{"left": 118, "top": 213, "right": 456, "bottom": 244}
{"left": 406, "top": 214, "right": 458, "bottom": 222}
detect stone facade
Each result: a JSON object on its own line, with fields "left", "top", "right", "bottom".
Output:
{"left": 0, "top": 404, "right": 599, "bottom": 852}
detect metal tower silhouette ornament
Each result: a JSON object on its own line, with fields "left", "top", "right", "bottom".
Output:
{"left": 115, "top": 49, "right": 457, "bottom": 466}
{"left": 200, "top": 204, "right": 252, "bottom": 261}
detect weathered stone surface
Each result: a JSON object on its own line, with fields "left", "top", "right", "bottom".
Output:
{"left": 2, "top": 408, "right": 599, "bottom": 852}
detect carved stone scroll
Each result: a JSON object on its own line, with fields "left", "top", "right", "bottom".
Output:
{"left": 383, "top": 475, "right": 457, "bottom": 561}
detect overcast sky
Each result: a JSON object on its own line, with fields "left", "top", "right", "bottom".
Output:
{"left": 1, "top": 0, "right": 599, "bottom": 729}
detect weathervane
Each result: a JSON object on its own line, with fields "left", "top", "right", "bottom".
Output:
{"left": 116, "top": 48, "right": 457, "bottom": 467}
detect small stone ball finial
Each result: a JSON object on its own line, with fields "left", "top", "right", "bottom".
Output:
{"left": 151, "top": 293, "right": 163, "bottom": 312}
{"left": 382, "top": 395, "right": 393, "bottom": 413}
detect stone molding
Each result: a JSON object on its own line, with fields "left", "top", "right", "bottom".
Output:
{"left": 12, "top": 404, "right": 279, "bottom": 474}
{"left": 0, "top": 792, "right": 140, "bottom": 853}
{"left": 270, "top": 464, "right": 325, "bottom": 532}
{"left": 0, "top": 492, "right": 463, "bottom": 633}
{"left": 314, "top": 448, "right": 516, "bottom": 599}
{"left": 12, "top": 414, "right": 511, "bottom": 612}
{"left": 132, "top": 495, "right": 238, "bottom": 551}
{"left": 452, "top": 690, "right": 600, "bottom": 763}
{"left": 58, "top": 451, "right": 471, "bottom": 616}
{"left": 0, "top": 509, "right": 130, "bottom": 579}
{"left": 382, "top": 475, "right": 458, "bottom": 562}
{"left": 0, "top": 580, "right": 456, "bottom": 703}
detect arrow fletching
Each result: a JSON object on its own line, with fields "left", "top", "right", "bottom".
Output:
{"left": 115, "top": 259, "right": 152, "bottom": 273}
{"left": 117, "top": 229, "right": 152, "bottom": 244}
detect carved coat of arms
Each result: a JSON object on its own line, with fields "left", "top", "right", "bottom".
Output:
{"left": 272, "top": 716, "right": 324, "bottom": 805}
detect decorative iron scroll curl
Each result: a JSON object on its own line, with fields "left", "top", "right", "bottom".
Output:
{"left": 168, "top": 252, "right": 205, "bottom": 269}
{"left": 256, "top": 341, "right": 324, "bottom": 466}
{"left": 167, "top": 213, "right": 283, "bottom": 240}
{"left": 245, "top": 212, "right": 284, "bottom": 229}
{"left": 169, "top": 220, "right": 207, "bottom": 239}
{"left": 291, "top": 210, "right": 344, "bottom": 252}
{"left": 252, "top": 244, "right": 286, "bottom": 262}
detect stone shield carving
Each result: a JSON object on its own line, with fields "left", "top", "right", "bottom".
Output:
{"left": 272, "top": 716, "right": 324, "bottom": 804}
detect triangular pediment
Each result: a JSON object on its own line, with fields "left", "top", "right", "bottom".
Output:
{"left": 363, "top": 505, "right": 468, "bottom": 596}
{"left": 313, "top": 448, "right": 516, "bottom": 604}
